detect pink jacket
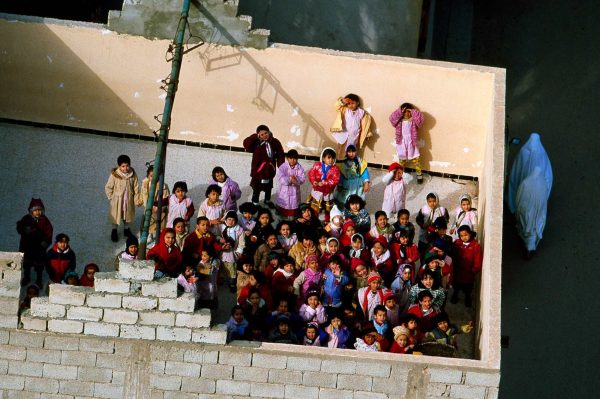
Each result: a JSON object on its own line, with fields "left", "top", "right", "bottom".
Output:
{"left": 208, "top": 177, "right": 241, "bottom": 211}
{"left": 389, "top": 108, "right": 424, "bottom": 159}
{"left": 275, "top": 161, "right": 306, "bottom": 210}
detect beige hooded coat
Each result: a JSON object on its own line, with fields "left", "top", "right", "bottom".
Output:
{"left": 105, "top": 168, "right": 141, "bottom": 224}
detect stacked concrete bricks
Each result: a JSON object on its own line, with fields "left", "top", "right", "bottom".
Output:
{"left": 0, "top": 252, "right": 23, "bottom": 329}
{"left": 21, "top": 258, "right": 226, "bottom": 345}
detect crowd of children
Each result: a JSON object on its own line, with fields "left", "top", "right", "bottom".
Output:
{"left": 15, "top": 98, "right": 482, "bottom": 357}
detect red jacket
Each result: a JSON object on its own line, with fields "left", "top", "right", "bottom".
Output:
{"left": 271, "top": 270, "right": 297, "bottom": 299}
{"left": 308, "top": 162, "right": 340, "bottom": 195}
{"left": 45, "top": 244, "right": 76, "bottom": 283}
{"left": 390, "top": 242, "right": 420, "bottom": 267}
{"left": 147, "top": 229, "right": 183, "bottom": 278}
{"left": 452, "top": 239, "right": 482, "bottom": 285}
{"left": 182, "top": 230, "right": 222, "bottom": 267}
{"left": 243, "top": 134, "right": 285, "bottom": 186}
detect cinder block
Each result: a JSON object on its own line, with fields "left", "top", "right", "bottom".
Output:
{"left": 8, "top": 360, "right": 44, "bottom": 377}
{"left": 149, "top": 374, "right": 182, "bottom": 391}
{"left": 286, "top": 356, "right": 321, "bottom": 371}
{"left": 164, "top": 361, "right": 200, "bottom": 378}
{"left": 151, "top": 360, "right": 165, "bottom": 374}
{"left": 175, "top": 309, "right": 211, "bottom": 328}
{"left": 183, "top": 348, "right": 218, "bottom": 364}
{"left": 42, "top": 364, "right": 77, "bottom": 380}
{"left": 0, "top": 252, "right": 23, "bottom": 270}
{"left": 158, "top": 294, "right": 195, "bottom": 313}
{"left": 250, "top": 382, "right": 285, "bottom": 398}
{"left": 0, "top": 296, "right": 19, "bottom": 314}
{"left": 26, "top": 348, "right": 61, "bottom": 364}
{"left": 253, "top": 353, "right": 287, "bottom": 369}
{"left": 352, "top": 391, "right": 387, "bottom": 399}
{"left": 94, "top": 272, "right": 131, "bottom": 294}
{"left": 44, "top": 336, "right": 79, "bottom": 351}
{"left": 142, "top": 278, "right": 177, "bottom": 298}
{"left": 120, "top": 325, "right": 156, "bottom": 340}
{"left": 24, "top": 377, "right": 58, "bottom": 393}
{"left": 30, "top": 298, "right": 66, "bottom": 318}
{"left": 465, "top": 371, "right": 501, "bottom": 387}
{"left": 156, "top": 326, "right": 192, "bottom": 342}
{"left": 0, "top": 281, "right": 20, "bottom": 297}
{"left": 268, "top": 369, "right": 302, "bottom": 385}
{"left": 356, "top": 361, "right": 391, "bottom": 378}
{"left": 449, "top": 385, "right": 487, "bottom": 399}
{"left": 79, "top": 337, "right": 115, "bottom": 353}
{"left": 0, "top": 358, "right": 7, "bottom": 373}
{"left": 284, "top": 384, "right": 318, "bottom": 399}
{"left": 428, "top": 382, "right": 451, "bottom": 396}
{"left": 103, "top": 308, "right": 138, "bottom": 324}
{"left": 8, "top": 331, "right": 44, "bottom": 349}
{"left": 138, "top": 310, "right": 176, "bottom": 326}
{"left": 429, "top": 368, "right": 463, "bottom": 384}
{"left": 20, "top": 311, "right": 47, "bottom": 331}
{"left": 150, "top": 345, "right": 185, "bottom": 361}
{"left": 60, "top": 350, "right": 96, "bottom": 367}
{"left": 117, "top": 259, "right": 155, "bottom": 281}
{"left": 93, "top": 383, "right": 124, "bottom": 399}
{"left": 114, "top": 341, "right": 133, "bottom": 356}
{"left": 201, "top": 364, "right": 233, "bottom": 380}
{"left": 191, "top": 326, "right": 227, "bottom": 345}
{"left": 59, "top": 380, "right": 94, "bottom": 396}
{"left": 84, "top": 322, "right": 120, "bottom": 337}
{"left": 122, "top": 295, "right": 158, "bottom": 311}
{"left": 0, "top": 375, "right": 25, "bottom": 390}
{"left": 1, "top": 268, "right": 22, "bottom": 283}
{"left": 95, "top": 354, "right": 129, "bottom": 371}
{"left": 0, "top": 344, "right": 26, "bottom": 360}
{"left": 373, "top": 376, "right": 408, "bottom": 395}
{"left": 321, "top": 359, "right": 356, "bottom": 374}
{"left": 302, "top": 371, "right": 337, "bottom": 388}
{"left": 486, "top": 386, "right": 499, "bottom": 399}
{"left": 48, "top": 319, "right": 83, "bottom": 334}
{"left": 319, "top": 387, "right": 354, "bottom": 399}
{"left": 233, "top": 365, "right": 268, "bottom": 382}
{"left": 48, "top": 284, "right": 90, "bottom": 305}
{"left": 163, "top": 392, "right": 198, "bottom": 399}
{"left": 78, "top": 367, "right": 113, "bottom": 383}
{"left": 112, "top": 370, "right": 125, "bottom": 385}
{"left": 180, "top": 377, "right": 216, "bottom": 394}
{"left": 67, "top": 306, "right": 103, "bottom": 321}
{"left": 337, "top": 374, "right": 373, "bottom": 391}
{"left": 219, "top": 351, "right": 252, "bottom": 366}
{"left": 86, "top": 293, "right": 122, "bottom": 308}
{"left": 0, "top": 314, "right": 18, "bottom": 328}
{"left": 0, "top": 329, "right": 9, "bottom": 343}
{"left": 216, "top": 380, "right": 250, "bottom": 396}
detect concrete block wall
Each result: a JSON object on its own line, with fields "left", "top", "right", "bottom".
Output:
{"left": 20, "top": 258, "right": 225, "bottom": 345}
{"left": 0, "top": 252, "right": 23, "bottom": 329}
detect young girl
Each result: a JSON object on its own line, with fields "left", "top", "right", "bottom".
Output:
{"left": 114, "top": 235, "right": 138, "bottom": 270}
{"left": 298, "top": 289, "right": 327, "bottom": 325}
{"left": 451, "top": 225, "right": 482, "bottom": 307}
{"left": 319, "top": 237, "right": 347, "bottom": 271}
{"left": 367, "top": 211, "right": 394, "bottom": 246}
{"left": 271, "top": 257, "right": 297, "bottom": 304}
{"left": 238, "top": 202, "right": 257, "bottom": 234}
{"left": 342, "top": 194, "right": 371, "bottom": 235}
{"left": 330, "top": 94, "right": 373, "bottom": 157}
{"left": 254, "top": 233, "right": 284, "bottom": 273}
{"left": 173, "top": 218, "right": 188, "bottom": 250}
{"left": 276, "top": 220, "right": 297, "bottom": 252}
{"left": 196, "top": 248, "right": 220, "bottom": 309}
{"left": 141, "top": 164, "right": 170, "bottom": 241}
{"left": 390, "top": 264, "right": 414, "bottom": 315}
{"left": 335, "top": 145, "right": 370, "bottom": 206}
{"left": 389, "top": 102, "right": 425, "bottom": 184}
{"left": 198, "top": 184, "right": 225, "bottom": 237}
{"left": 408, "top": 269, "right": 446, "bottom": 309}
{"left": 167, "top": 181, "right": 194, "bottom": 230}
{"left": 275, "top": 149, "right": 306, "bottom": 219}
{"left": 416, "top": 192, "right": 449, "bottom": 256}
{"left": 226, "top": 305, "right": 249, "bottom": 342}
{"left": 449, "top": 194, "right": 478, "bottom": 239}
{"left": 392, "top": 209, "right": 416, "bottom": 244}
{"left": 268, "top": 315, "right": 298, "bottom": 344}
{"left": 294, "top": 204, "right": 322, "bottom": 239}
{"left": 105, "top": 154, "right": 141, "bottom": 241}
{"left": 357, "top": 272, "right": 389, "bottom": 322}
{"left": 242, "top": 287, "right": 268, "bottom": 337}
{"left": 390, "top": 325, "right": 413, "bottom": 354}
{"left": 339, "top": 220, "right": 356, "bottom": 249}
{"left": 322, "top": 310, "right": 352, "bottom": 349}
{"left": 303, "top": 322, "right": 322, "bottom": 346}
{"left": 293, "top": 254, "right": 323, "bottom": 301}
{"left": 208, "top": 166, "right": 241, "bottom": 211}
{"left": 370, "top": 237, "right": 394, "bottom": 286}
{"left": 354, "top": 323, "right": 381, "bottom": 352}
{"left": 390, "top": 230, "right": 419, "bottom": 273}
{"left": 220, "top": 210, "right": 245, "bottom": 293}
{"left": 288, "top": 231, "right": 320, "bottom": 272}
{"left": 45, "top": 233, "right": 76, "bottom": 285}
{"left": 322, "top": 255, "right": 350, "bottom": 308}
{"left": 324, "top": 205, "right": 344, "bottom": 239}
{"left": 381, "top": 163, "right": 406, "bottom": 218}
{"left": 79, "top": 263, "right": 99, "bottom": 288}
{"left": 236, "top": 260, "right": 254, "bottom": 299}
{"left": 62, "top": 271, "right": 79, "bottom": 286}
{"left": 177, "top": 264, "right": 199, "bottom": 298}
{"left": 245, "top": 208, "right": 276, "bottom": 259}
{"left": 147, "top": 228, "right": 182, "bottom": 278}
{"left": 307, "top": 147, "right": 340, "bottom": 222}
{"left": 17, "top": 198, "right": 53, "bottom": 286}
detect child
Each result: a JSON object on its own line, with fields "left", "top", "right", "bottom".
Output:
{"left": 236, "top": 260, "right": 254, "bottom": 299}
{"left": 390, "top": 325, "right": 413, "bottom": 354}
{"left": 288, "top": 231, "right": 320, "bottom": 272}
{"left": 408, "top": 269, "right": 446, "bottom": 309}
{"left": 389, "top": 102, "right": 425, "bottom": 183}
{"left": 198, "top": 184, "right": 226, "bottom": 237}
{"left": 324, "top": 205, "right": 344, "bottom": 239}
{"left": 330, "top": 94, "right": 373, "bottom": 157}
{"left": 392, "top": 209, "right": 416, "bottom": 243}
{"left": 427, "top": 217, "right": 453, "bottom": 252}
{"left": 114, "top": 235, "right": 138, "bottom": 270}
{"left": 449, "top": 194, "right": 478, "bottom": 239}
{"left": 242, "top": 287, "right": 268, "bottom": 336}
{"left": 407, "top": 290, "right": 441, "bottom": 333}
{"left": 322, "top": 310, "right": 352, "bottom": 349}
{"left": 307, "top": 147, "right": 340, "bottom": 222}
{"left": 254, "top": 233, "right": 284, "bottom": 273}
{"left": 182, "top": 217, "right": 222, "bottom": 267}
{"left": 418, "top": 252, "right": 445, "bottom": 289}
{"left": 357, "top": 272, "right": 390, "bottom": 321}
{"left": 238, "top": 271, "right": 273, "bottom": 311}
{"left": 346, "top": 233, "right": 370, "bottom": 265}
{"left": 208, "top": 166, "right": 241, "bottom": 211}
{"left": 424, "top": 312, "right": 473, "bottom": 348}
{"left": 104, "top": 154, "right": 141, "bottom": 241}
{"left": 45, "top": 233, "right": 76, "bottom": 285}
{"left": 62, "top": 271, "right": 79, "bottom": 286}
{"left": 303, "top": 322, "right": 322, "bottom": 346}
{"left": 354, "top": 323, "right": 381, "bottom": 352}
{"left": 196, "top": 248, "right": 220, "bottom": 309}
{"left": 166, "top": 181, "right": 194, "bottom": 230}
{"left": 140, "top": 164, "right": 170, "bottom": 241}
{"left": 271, "top": 257, "right": 297, "bottom": 304}
{"left": 322, "top": 255, "right": 351, "bottom": 308}
{"left": 147, "top": 228, "right": 182, "bottom": 278}
{"left": 238, "top": 202, "right": 257, "bottom": 235}
{"left": 19, "top": 284, "right": 40, "bottom": 316}
{"left": 276, "top": 221, "right": 297, "bottom": 252}
{"left": 370, "top": 237, "right": 394, "bottom": 286}
{"left": 382, "top": 163, "right": 407, "bottom": 218}
{"left": 245, "top": 208, "right": 276, "bottom": 259}
{"left": 79, "top": 263, "right": 99, "bottom": 287}
{"left": 390, "top": 264, "right": 413, "bottom": 314}
{"left": 451, "top": 225, "right": 482, "bottom": 307}
{"left": 335, "top": 145, "right": 371, "bottom": 206}
{"left": 399, "top": 314, "right": 422, "bottom": 347}
{"left": 371, "top": 305, "right": 391, "bottom": 351}
{"left": 293, "top": 254, "right": 323, "bottom": 300}
{"left": 243, "top": 125, "right": 285, "bottom": 207}
{"left": 17, "top": 198, "right": 53, "bottom": 286}
{"left": 416, "top": 192, "right": 449, "bottom": 256}
{"left": 226, "top": 305, "right": 249, "bottom": 342}
{"left": 177, "top": 264, "right": 199, "bottom": 297}
{"left": 339, "top": 220, "right": 356, "bottom": 249}
{"left": 319, "top": 237, "right": 347, "bottom": 271}
{"left": 390, "top": 230, "right": 419, "bottom": 271}
{"left": 298, "top": 289, "right": 327, "bottom": 325}
{"left": 342, "top": 194, "right": 371, "bottom": 234}
{"left": 294, "top": 203, "right": 322, "bottom": 238}
{"left": 383, "top": 291, "right": 400, "bottom": 328}
{"left": 173, "top": 218, "right": 189, "bottom": 250}
{"left": 275, "top": 149, "right": 306, "bottom": 218}
{"left": 268, "top": 315, "right": 298, "bottom": 344}
{"left": 350, "top": 259, "right": 370, "bottom": 293}
{"left": 367, "top": 211, "right": 394, "bottom": 246}
{"left": 220, "top": 211, "right": 245, "bottom": 293}
{"left": 317, "top": 229, "right": 329, "bottom": 254}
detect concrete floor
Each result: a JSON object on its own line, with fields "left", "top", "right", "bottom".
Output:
{"left": 470, "top": 1, "right": 600, "bottom": 397}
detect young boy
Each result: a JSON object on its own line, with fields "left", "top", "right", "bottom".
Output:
{"left": 322, "top": 255, "right": 351, "bottom": 309}
{"left": 383, "top": 291, "right": 400, "bottom": 327}
{"left": 105, "top": 154, "right": 140, "bottom": 242}
{"left": 416, "top": 193, "right": 449, "bottom": 256}
{"left": 45, "top": 233, "right": 76, "bottom": 285}
{"left": 16, "top": 198, "right": 53, "bottom": 286}
{"left": 167, "top": 181, "right": 195, "bottom": 230}
{"left": 424, "top": 312, "right": 473, "bottom": 348}
{"left": 173, "top": 217, "right": 189, "bottom": 249}
{"left": 307, "top": 147, "right": 340, "bottom": 222}
{"left": 392, "top": 209, "right": 416, "bottom": 243}
{"left": 357, "top": 272, "right": 390, "bottom": 322}
{"left": 407, "top": 290, "right": 440, "bottom": 333}
{"left": 182, "top": 217, "right": 222, "bottom": 267}
{"left": 372, "top": 304, "right": 391, "bottom": 351}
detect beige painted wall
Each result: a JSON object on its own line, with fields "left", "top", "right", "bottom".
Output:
{"left": 0, "top": 18, "right": 497, "bottom": 176}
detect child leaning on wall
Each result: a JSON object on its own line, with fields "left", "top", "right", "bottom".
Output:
{"left": 104, "top": 154, "right": 141, "bottom": 242}
{"left": 389, "top": 102, "right": 425, "bottom": 184}
{"left": 330, "top": 94, "right": 373, "bottom": 159}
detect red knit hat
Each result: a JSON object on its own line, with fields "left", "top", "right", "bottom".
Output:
{"left": 367, "top": 271, "right": 382, "bottom": 284}
{"left": 373, "top": 235, "right": 388, "bottom": 249}
{"left": 388, "top": 163, "right": 404, "bottom": 172}
{"left": 350, "top": 258, "right": 365, "bottom": 273}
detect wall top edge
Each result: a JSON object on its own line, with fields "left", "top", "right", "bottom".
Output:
{"left": 0, "top": 12, "right": 105, "bottom": 30}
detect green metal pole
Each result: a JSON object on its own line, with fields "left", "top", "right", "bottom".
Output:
{"left": 139, "top": 0, "right": 191, "bottom": 259}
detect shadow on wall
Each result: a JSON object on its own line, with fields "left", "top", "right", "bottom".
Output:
{"left": 0, "top": 20, "right": 152, "bottom": 135}
{"left": 193, "top": 0, "right": 327, "bottom": 152}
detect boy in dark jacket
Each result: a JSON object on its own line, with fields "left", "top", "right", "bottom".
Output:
{"left": 17, "top": 198, "right": 53, "bottom": 286}
{"left": 45, "top": 233, "right": 76, "bottom": 285}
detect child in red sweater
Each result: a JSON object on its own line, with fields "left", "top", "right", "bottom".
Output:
{"left": 307, "top": 147, "right": 340, "bottom": 222}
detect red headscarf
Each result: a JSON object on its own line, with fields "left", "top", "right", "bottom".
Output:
{"left": 79, "top": 263, "right": 99, "bottom": 287}
{"left": 147, "top": 228, "right": 182, "bottom": 277}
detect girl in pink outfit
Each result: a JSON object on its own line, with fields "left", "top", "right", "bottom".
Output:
{"left": 198, "top": 184, "right": 226, "bottom": 237}
{"left": 275, "top": 149, "right": 306, "bottom": 218}
{"left": 167, "top": 181, "right": 194, "bottom": 230}
{"left": 389, "top": 103, "right": 425, "bottom": 183}
{"left": 208, "top": 167, "right": 241, "bottom": 211}
{"left": 381, "top": 163, "right": 407, "bottom": 219}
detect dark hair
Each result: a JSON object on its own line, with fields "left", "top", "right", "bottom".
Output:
{"left": 374, "top": 211, "right": 388, "bottom": 220}
{"left": 344, "top": 93, "right": 360, "bottom": 104}
{"left": 417, "top": 290, "right": 433, "bottom": 301}
{"left": 322, "top": 148, "right": 336, "bottom": 161}
{"left": 117, "top": 154, "right": 131, "bottom": 165}
{"left": 252, "top": 271, "right": 265, "bottom": 285}
{"left": 286, "top": 149, "right": 299, "bottom": 159}
{"left": 224, "top": 210, "right": 238, "bottom": 223}
{"left": 422, "top": 269, "right": 436, "bottom": 279}
{"left": 401, "top": 313, "right": 419, "bottom": 325}
{"left": 397, "top": 209, "right": 410, "bottom": 218}
{"left": 231, "top": 305, "right": 244, "bottom": 316}
{"left": 173, "top": 181, "right": 188, "bottom": 192}
{"left": 247, "top": 287, "right": 262, "bottom": 299}
{"left": 236, "top": 258, "right": 254, "bottom": 271}
{"left": 351, "top": 234, "right": 363, "bottom": 243}
{"left": 173, "top": 217, "right": 185, "bottom": 227}
{"left": 256, "top": 124, "right": 270, "bottom": 134}
{"left": 202, "top": 246, "right": 216, "bottom": 259}
{"left": 373, "top": 304, "right": 387, "bottom": 315}
{"left": 282, "top": 256, "right": 295, "bottom": 267}
{"left": 211, "top": 166, "right": 227, "bottom": 180}
{"left": 400, "top": 102, "right": 414, "bottom": 110}
{"left": 239, "top": 202, "right": 257, "bottom": 214}
{"left": 426, "top": 193, "right": 438, "bottom": 201}
{"left": 55, "top": 233, "right": 70, "bottom": 242}
{"left": 256, "top": 208, "right": 273, "bottom": 223}
{"left": 434, "top": 312, "right": 450, "bottom": 325}
{"left": 457, "top": 225, "right": 476, "bottom": 240}
{"left": 329, "top": 254, "right": 342, "bottom": 266}
{"left": 346, "top": 144, "right": 357, "bottom": 153}
{"left": 276, "top": 220, "right": 292, "bottom": 233}
{"left": 398, "top": 230, "right": 410, "bottom": 238}
{"left": 196, "top": 216, "right": 209, "bottom": 224}
{"left": 146, "top": 165, "right": 154, "bottom": 177}
{"left": 205, "top": 184, "right": 222, "bottom": 197}
{"left": 317, "top": 228, "right": 328, "bottom": 239}
{"left": 345, "top": 194, "right": 366, "bottom": 210}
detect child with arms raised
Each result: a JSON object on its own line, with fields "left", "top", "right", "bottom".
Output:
{"left": 389, "top": 102, "right": 425, "bottom": 183}
{"left": 330, "top": 94, "right": 373, "bottom": 158}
